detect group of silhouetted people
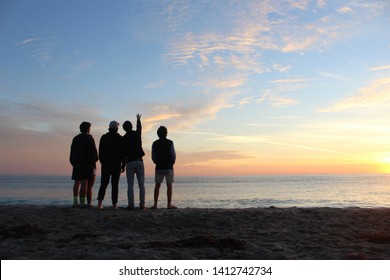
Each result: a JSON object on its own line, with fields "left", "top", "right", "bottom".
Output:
{"left": 69, "top": 114, "right": 177, "bottom": 210}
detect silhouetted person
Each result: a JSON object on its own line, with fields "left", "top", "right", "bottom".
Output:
{"left": 70, "top": 121, "right": 98, "bottom": 207}
{"left": 97, "top": 121, "right": 124, "bottom": 209}
{"left": 123, "top": 114, "right": 146, "bottom": 210}
{"left": 151, "top": 126, "right": 177, "bottom": 209}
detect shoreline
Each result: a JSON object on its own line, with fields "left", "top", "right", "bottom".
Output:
{"left": 1, "top": 205, "right": 390, "bottom": 260}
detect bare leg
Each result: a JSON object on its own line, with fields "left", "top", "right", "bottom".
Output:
{"left": 153, "top": 183, "right": 161, "bottom": 208}
{"left": 73, "top": 181, "right": 80, "bottom": 207}
{"left": 167, "top": 183, "right": 173, "bottom": 208}
{"left": 73, "top": 181, "right": 80, "bottom": 197}
{"left": 97, "top": 199, "right": 103, "bottom": 210}
{"left": 79, "top": 179, "right": 88, "bottom": 206}
{"left": 87, "top": 175, "right": 96, "bottom": 206}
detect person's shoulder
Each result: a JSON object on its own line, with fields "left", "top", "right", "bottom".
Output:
{"left": 74, "top": 133, "right": 87, "bottom": 140}
{"left": 100, "top": 132, "right": 109, "bottom": 139}
{"left": 86, "top": 134, "right": 95, "bottom": 141}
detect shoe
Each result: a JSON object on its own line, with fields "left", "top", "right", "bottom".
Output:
{"left": 112, "top": 205, "right": 119, "bottom": 209}
{"left": 151, "top": 205, "right": 157, "bottom": 209}
{"left": 126, "top": 206, "right": 134, "bottom": 210}
{"left": 167, "top": 205, "right": 178, "bottom": 209}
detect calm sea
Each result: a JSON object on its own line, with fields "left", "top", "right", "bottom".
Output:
{"left": 0, "top": 175, "right": 389, "bottom": 208}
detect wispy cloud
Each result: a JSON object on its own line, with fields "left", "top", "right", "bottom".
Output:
{"left": 257, "top": 91, "right": 299, "bottom": 108}
{"left": 239, "top": 97, "right": 253, "bottom": 106}
{"left": 0, "top": 97, "right": 105, "bottom": 136}
{"left": 319, "top": 72, "right": 349, "bottom": 81}
{"left": 336, "top": 6, "right": 353, "bottom": 14}
{"left": 144, "top": 113, "right": 181, "bottom": 123}
{"left": 181, "top": 131, "right": 358, "bottom": 158}
{"left": 129, "top": 0, "right": 386, "bottom": 123}
{"left": 179, "top": 150, "right": 252, "bottom": 165}
{"left": 71, "top": 58, "right": 96, "bottom": 72}
{"left": 160, "top": 0, "right": 378, "bottom": 73}
{"left": 317, "top": 0, "right": 327, "bottom": 9}
{"left": 369, "top": 64, "right": 390, "bottom": 71}
{"left": 145, "top": 79, "right": 166, "bottom": 89}
{"left": 17, "top": 35, "right": 57, "bottom": 65}
{"left": 272, "top": 63, "right": 292, "bottom": 73}
{"left": 140, "top": 91, "right": 235, "bottom": 131}
{"left": 270, "top": 78, "right": 310, "bottom": 84}
{"left": 18, "top": 38, "right": 39, "bottom": 45}
{"left": 207, "top": 77, "right": 247, "bottom": 89}
{"left": 319, "top": 77, "right": 390, "bottom": 112}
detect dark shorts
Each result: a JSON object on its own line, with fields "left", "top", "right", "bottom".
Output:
{"left": 72, "top": 166, "right": 94, "bottom": 181}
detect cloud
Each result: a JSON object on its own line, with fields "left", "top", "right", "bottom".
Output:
{"left": 257, "top": 92, "right": 299, "bottom": 108}
{"left": 0, "top": 97, "right": 107, "bottom": 175}
{"left": 17, "top": 35, "right": 57, "bottom": 65}
{"left": 160, "top": 0, "right": 378, "bottom": 69}
{"left": 281, "top": 36, "right": 319, "bottom": 52}
{"left": 369, "top": 65, "right": 390, "bottom": 71}
{"left": 145, "top": 79, "right": 166, "bottom": 89}
{"left": 179, "top": 150, "right": 252, "bottom": 165}
{"left": 270, "top": 78, "right": 310, "bottom": 84}
{"left": 0, "top": 97, "right": 105, "bottom": 136}
{"left": 319, "top": 77, "right": 390, "bottom": 112}
{"left": 288, "top": 0, "right": 311, "bottom": 10}
{"left": 144, "top": 113, "right": 181, "bottom": 123}
{"left": 207, "top": 77, "right": 247, "bottom": 89}
{"left": 336, "top": 6, "right": 353, "bottom": 14}
{"left": 127, "top": 0, "right": 387, "bottom": 126}
{"left": 72, "top": 58, "right": 96, "bottom": 72}
{"left": 18, "top": 38, "right": 39, "bottom": 45}
{"left": 319, "top": 72, "right": 349, "bottom": 81}
{"left": 140, "top": 90, "right": 235, "bottom": 132}
{"left": 239, "top": 97, "right": 253, "bottom": 106}
{"left": 317, "top": 0, "right": 327, "bottom": 9}
{"left": 272, "top": 64, "right": 292, "bottom": 72}
{"left": 182, "top": 131, "right": 358, "bottom": 158}
{"left": 128, "top": 0, "right": 387, "bottom": 127}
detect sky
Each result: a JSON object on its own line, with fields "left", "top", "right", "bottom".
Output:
{"left": 1, "top": 0, "right": 390, "bottom": 176}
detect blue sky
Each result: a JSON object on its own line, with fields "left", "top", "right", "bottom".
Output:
{"left": 1, "top": 0, "right": 390, "bottom": 176}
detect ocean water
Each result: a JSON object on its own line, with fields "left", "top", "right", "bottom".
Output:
{"left": 0, "top": 174, "right": 389, "bottom": 208}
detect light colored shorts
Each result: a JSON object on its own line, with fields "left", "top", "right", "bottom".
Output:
{"left": 155, "top": 169, "right": 174, "bottom": 184}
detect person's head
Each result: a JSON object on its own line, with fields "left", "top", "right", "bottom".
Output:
{"left": 122, "top": 120, "right": 133, "bottom": 132}
{"left": 109, "top": 120, "right": 119, "bottom": 132}
{"left": 79, "top": 121, "right": 91, "bottom": 133}
{"left": 157, "top": 126, "right": 168, "bottom": 139}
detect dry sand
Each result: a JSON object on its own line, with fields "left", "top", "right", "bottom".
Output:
{"left": 1, "top": 205, "right": 390, "bottom": 260}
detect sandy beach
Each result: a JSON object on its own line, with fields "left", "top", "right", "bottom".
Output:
{"left": 1, "top": 205, "right": 390, "bottom": 260}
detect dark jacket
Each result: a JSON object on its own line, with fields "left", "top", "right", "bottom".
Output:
{"left": 123, "top": 118, "right": 145, "bottom": 162}
{"left": 99, "top": 131, "right": 124, "bottom": 165}
{"left": 152, "top": 138, "right": 176, "bottom": 170}
{"left": 70, "top": 133, "right": 98, "bottom": 168}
